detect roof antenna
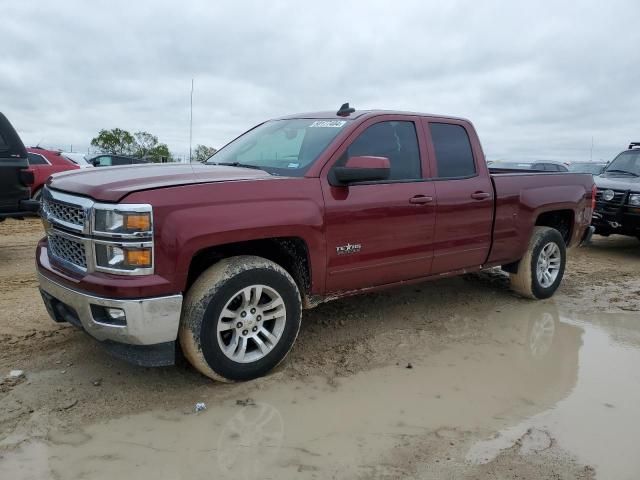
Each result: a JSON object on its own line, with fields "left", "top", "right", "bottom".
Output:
{"left": 336, "top": 102, "right": 355, "bottom": 117}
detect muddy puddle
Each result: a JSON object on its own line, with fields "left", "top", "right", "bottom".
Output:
{"left": 2, "top": 302, "right": 640, "bottom": 479}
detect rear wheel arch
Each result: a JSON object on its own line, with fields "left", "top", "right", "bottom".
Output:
{"left": 535, "top": 209, "right": 574, "bottom": 244}
{"left": 509, "top": 226, "right": 567, "bottom": 299}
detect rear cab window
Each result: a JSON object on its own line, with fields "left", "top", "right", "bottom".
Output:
{"left": 429, "top": 123, "right": 476, "bottom": 178}
{"left": 95, "top": 156, "right": 113, "bottom": 166}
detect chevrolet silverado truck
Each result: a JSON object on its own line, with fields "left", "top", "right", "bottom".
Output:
{"left": 36, "top": 106, "right": 596, "bottom": 381}
{"left": 592, "top": 142, "right": 640, "bottom": 240}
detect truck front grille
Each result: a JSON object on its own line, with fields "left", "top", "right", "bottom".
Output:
{"left": 48, "top": 233, "right": 88, "bottom": 270}
{"left": 42, "top": 197, "right": 86, "bottom": 227}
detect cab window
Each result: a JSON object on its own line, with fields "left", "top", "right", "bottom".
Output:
{"left": 94, "top": 156, "right": 113, "bottom": 166}
{"left": 340, "top": 121, "right": 421, "bottom": 181}
{"left": 430, "top": 123, "right": 476, "bottom": 178}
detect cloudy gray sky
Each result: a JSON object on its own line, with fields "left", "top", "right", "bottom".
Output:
{"left": 3, "top": 0, "right": 639, "bottom": 162}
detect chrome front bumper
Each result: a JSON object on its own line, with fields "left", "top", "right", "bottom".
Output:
{"left": 38, "top": 272, "right": 183, "bottom": 346}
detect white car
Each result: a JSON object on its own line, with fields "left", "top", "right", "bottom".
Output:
{"left": 60, "top": 152, "right": 94, "bottom": 168}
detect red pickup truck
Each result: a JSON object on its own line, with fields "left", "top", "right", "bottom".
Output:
{"left": 36, "top": 106, "right": 595, "bottom": 381}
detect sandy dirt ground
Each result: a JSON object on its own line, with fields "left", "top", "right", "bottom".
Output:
{"left": 1, "top": 218, "right": 639, "bottom": 479}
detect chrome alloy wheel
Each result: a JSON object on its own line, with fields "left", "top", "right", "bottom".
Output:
{"left": 216, "top": 285, "right": 286, "bottom": 363}
{"left": 536, "top": 242, "right": 561, "bottom": 288}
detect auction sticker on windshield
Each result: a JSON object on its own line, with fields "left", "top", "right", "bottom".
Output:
{"left": 309, "top": 120, "right": 347, "bottom": 128}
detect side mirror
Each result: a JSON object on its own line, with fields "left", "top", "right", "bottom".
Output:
{"left": 332, "top": 156, "right": 391, "bottom": 185}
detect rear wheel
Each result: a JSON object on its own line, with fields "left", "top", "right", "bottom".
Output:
{"left": 179, "top": 256, "right": 302, "bottom": 382}
{"left": 509, "top": 226, "right": 566, "bottom": 299}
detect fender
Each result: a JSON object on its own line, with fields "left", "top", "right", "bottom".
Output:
{"left": 124, "top": 178, "right": 327, "bottom": 294}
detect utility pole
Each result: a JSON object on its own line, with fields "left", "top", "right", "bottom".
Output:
{"left": 590, "top": 136, "right": 594, "bottom": 162}
{"left": 189, "top": 78, "right": 194, "bottom": 163}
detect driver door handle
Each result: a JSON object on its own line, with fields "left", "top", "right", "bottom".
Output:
{"left": 409, "top": 195, "right": 434, "bottom": 205}
{"left": 470, "top": 191, "right": 491, "bottom": 200}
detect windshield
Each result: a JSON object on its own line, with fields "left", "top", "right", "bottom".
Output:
{"left": 206, "top": 119, "right": 349, "bottom": 176}
{"left": 603, "top": 150, "right": 640, "bottom": 176}
{"left": 568, "top": 163, "right": 605, "bottom": 174}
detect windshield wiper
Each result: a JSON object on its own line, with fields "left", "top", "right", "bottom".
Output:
{"left": 605, "top": 169, "right": 640, "bottom": 177}
{"left": 212, "top": 162, "right": 268, "bottom": 172}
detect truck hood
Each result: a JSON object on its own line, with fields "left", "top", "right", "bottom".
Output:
{"left": 48, "top": 163, "right": 274, "bottom": 202}
{"left": 595, "top": 174, "right": 640, "bottom": 192}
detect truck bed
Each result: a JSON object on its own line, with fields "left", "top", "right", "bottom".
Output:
{"left": 486, "top": 170, "right": 594, "bottom": 267}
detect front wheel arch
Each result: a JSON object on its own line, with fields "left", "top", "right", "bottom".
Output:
{"left": 179, "top": 255, "right": 302, "bottom": 382}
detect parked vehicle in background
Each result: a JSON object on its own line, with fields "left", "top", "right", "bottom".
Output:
{"left": 567, "top": 162, "right": 607, "bottom": 175}
{"left": 489, "top": 160, "right": 569, "bottom": 172}
{"left": 0, "top": 112, "right": 38, "bottom": 220}
{"left": 36, "top": 106, "right": 595, "bottom": 381}
{"left": 592, "top": 142, "right": 640, "bottom": 240}
{"left": 26, "top": 147, "right": 81, "bottom": 200}
{"left": 61, "top": 152, "right": 94, "bottom": 168}
{"left": 90, "top": 154, "right": 150, "bottom": 167}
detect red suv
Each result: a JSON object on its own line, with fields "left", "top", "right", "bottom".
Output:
{"left": 26, "top": 147, "right": 81, "bottom": 200}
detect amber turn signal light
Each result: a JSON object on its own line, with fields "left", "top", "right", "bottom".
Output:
{"left": 123, "top": 213, "right": 151, "bottom": 231}
{"left": 124, "top": 248, "right": 152, "bottom": 267}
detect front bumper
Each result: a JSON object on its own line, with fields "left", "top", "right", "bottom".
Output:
{"left": 592, "top": 209, "right": 640, "bottom": 234}
{"left": 38, "top": 272, "right": 183, "bottom": 366}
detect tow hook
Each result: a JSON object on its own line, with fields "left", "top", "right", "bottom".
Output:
{"left": 608, "top": 221, "right": 621, "bottom": 229}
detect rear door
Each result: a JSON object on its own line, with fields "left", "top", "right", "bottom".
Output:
{"left": 321, "top": 116, "right": 437, "bottom": 292}
{"left": 422, "top": 120, "right": 494, "bottom": 274}
{"left": 0, "top": 113, "right": 30, "bottom": 216}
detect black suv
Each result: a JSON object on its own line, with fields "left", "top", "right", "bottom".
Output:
{"left": 0, "top": 113, "right": 38, "bottom": 220}
{"left": 592, "top": 142, "right": 640, "bottom": 240}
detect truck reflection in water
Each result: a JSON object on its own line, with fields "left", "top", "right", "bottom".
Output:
{"left": 1, "top": 301, "right": 586, "bottom": 480}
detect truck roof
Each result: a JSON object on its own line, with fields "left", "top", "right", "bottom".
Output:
{"left": 275, "top": 109, "right": 470, "bottom": 123}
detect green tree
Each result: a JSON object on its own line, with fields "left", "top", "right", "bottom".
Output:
{"left": 90, "top": 128, "right": 173, "bottom": 162}
{"left": 133, "top": 131, "right": 159, "bottom": 158}
{"left": 90, "top": 128, "right": 136, "bottom": 155}
{"left": 145, "top": 143, "right": 172, "bottom": 163}
{"left": 193, "top": 144, "right": 217, "bottom": 163}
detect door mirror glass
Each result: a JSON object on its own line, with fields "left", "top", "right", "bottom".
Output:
{"left": 333, "top": 156, "right": 391, "bottom": 184}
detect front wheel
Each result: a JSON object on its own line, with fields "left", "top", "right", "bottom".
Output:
{"left": 509, "top": 226, "right": 567, "bottom": 299}
{"left": 179, "top": 256, "right": 302, "bottom": 382}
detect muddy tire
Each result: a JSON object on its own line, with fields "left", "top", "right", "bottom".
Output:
{"left": 179, "top": 255, "right": 302, "bottom": 382}
{"left": 509, "top": 226, "right": 566, "bottom": 300}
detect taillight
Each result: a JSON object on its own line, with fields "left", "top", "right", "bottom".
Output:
{"left": 19, "top": 169, "right": 34, "bottom": 187}
{"left": 590, "top": 184, "right": 597, "bottom": 212}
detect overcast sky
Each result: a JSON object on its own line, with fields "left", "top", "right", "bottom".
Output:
{"left": 3, "top": 0, "right": 639, "bottom": 162}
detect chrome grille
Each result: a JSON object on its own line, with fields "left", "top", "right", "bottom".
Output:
{"left": 42, "top": 197, "right": 86, "bottom": 227}
{"left": 48, "top": 233, "right": 87, "bottom": 269}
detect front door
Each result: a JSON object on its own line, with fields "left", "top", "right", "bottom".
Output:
{"left": 0, "top": 113, "right": 29, "bottom": 217}
{"left": 321, "top": 117, "right": 436, "bottom": 293}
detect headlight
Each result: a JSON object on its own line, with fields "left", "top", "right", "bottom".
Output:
{"left": 94, "top": 206, "right": 152, "bottom": 236}
{"left": 92, "top": 204, "right": 154, "bottom": 274}
{"left": 95, "top": 243, "right": 153, "bottom": 272}
{"left": 629, "top": 194, "right": 640, "bottom": 206}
